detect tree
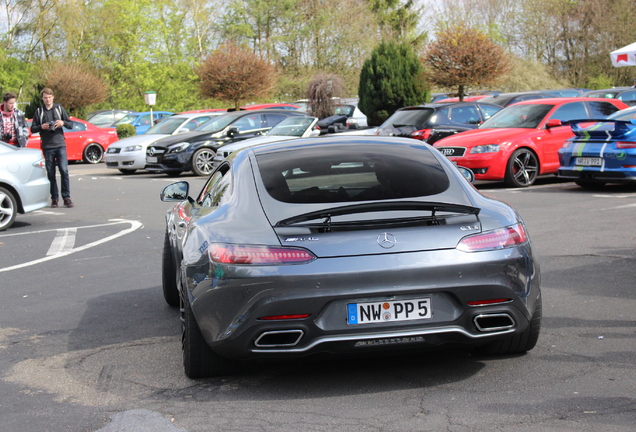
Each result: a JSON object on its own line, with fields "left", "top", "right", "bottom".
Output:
{"left": 43, "top": 61, "right": 108, "bottom": 116}
{"left": 306, "top": 73, "right": 345, "bottom": 119}
{"left": 357, "top": 40, "right": 428, "bottom": 126}
{"left": 423, "top": 25, "right": 510, "bottom": 101}
{"left": 196, "top": 42, "right": 278, "bottom": 110}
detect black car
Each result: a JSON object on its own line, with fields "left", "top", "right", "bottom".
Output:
{"left": 375, "top": 102, "right": 503, "bottom": 144}
{"left": 145, "top": 109, "right": 305, "bottom": 176}
{"left": 578, "top": 87, "right": 636, "bottom": 106}
{"left": 478, "top": 91, "right": 559, "bottom": 107}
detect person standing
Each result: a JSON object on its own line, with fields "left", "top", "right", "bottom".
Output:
{"left": 30, "top": 88, "right": 74, "bottom": 208}
{"left": 0, "top": 92, "right": 29, "bottom": 148}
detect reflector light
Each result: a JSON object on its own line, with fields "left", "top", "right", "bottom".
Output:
{"left": 467, "top": 298, "right": 512, "bottom": 306}
{"left": 257, "top": 314, "right": 311, "bottom": 320}
{"left": 457, "top": 223, "right": 528, "bottom": 252}
{"left": 208, "top": 243, "right": 316, "bottom": 265}
{"left": 616, "top": 141, "right": 636, "bottom": 149}
{"left": 411, "top": 129, "right": 432, "bottom": 140}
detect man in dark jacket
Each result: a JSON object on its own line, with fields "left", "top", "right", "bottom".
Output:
{"left": 30, "top": 88, "right": 74, "bottom": 208}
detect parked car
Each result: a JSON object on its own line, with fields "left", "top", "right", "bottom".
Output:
{"left": 211, "top": 116, "right": 320, "bottom": 171}
{"left": 558, "top": 118, "right": 636, "bottom": 188}
{"left": 317, "top": 103, "right": 368, "bottom": 132}
{"left": 104, "top": 112, "right": 223, "bottom": 174}
{"left": 0, "top": 142, "right": 49, "bottom": 230}
{"left": 86, "top": 109, "right": 136, "bottom": 128}
{"left": 146, "top": 109, "right": 305, "bottom": 176}
{"left": 159, "top": 135, "right": 542, "bottom": 378}
{"left": 27, "top": 117, "right": 119, "bottom": 164}
{"left": 433, "top": 98, "right": 628, "bottom": 187}
{"left": 434, "top": 95, "right": 489, "bottom": 103}
{"left": 536, "top": 88, "right": 589, "bottom": 97}
{"left": 242, "top": 103, "right": 301, "bottom": 110}
{"left": 578, "top": 87, "right": 636, "bottom": 106}
{"left": 375, "top": 102, "right": 503, "bottom": 144}
{"left": 478, "top": 91, "right": 559, "bottom": 107}
{"left": 110, "top": 111, "right": 173, "bottom": 135}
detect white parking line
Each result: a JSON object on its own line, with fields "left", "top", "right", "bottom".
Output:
{"left": 0, "top": 219, "right": 142, "bottom": 273}
{"left": 47, "top": 228, "right": 77, "bottom": 256}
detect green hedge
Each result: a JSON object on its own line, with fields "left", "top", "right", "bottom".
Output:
{"left": 116, "top": 124, "right": 136, "bottom": 139}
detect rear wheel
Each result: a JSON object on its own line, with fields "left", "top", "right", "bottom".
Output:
{"left": 0, "top": 186, "right": 17, "bottom": 231}
{"left": 192, "top": 148, "right": 215, "bottom": 176}
{"left": 162, "top": 229, "right": 179, "bottom": 307}
{"left": 181, "top": 289, "right": 237, "bottom": 378}
{"left": 477, "top": 296, "right": 542, "bottom": 356}
{"left": 504, "top": 148, "right": 539, "bottom": 187}
{"left": 83, "top": 143, "right": 104, "bottom": 164}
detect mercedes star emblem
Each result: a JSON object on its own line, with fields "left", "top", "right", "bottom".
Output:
{"left": 377, "top": 232, "right": 397, "bottom": 249}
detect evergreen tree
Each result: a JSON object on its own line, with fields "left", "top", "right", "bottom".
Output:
{"left": 358, "top": 41, "right": 428, "bottom": 126}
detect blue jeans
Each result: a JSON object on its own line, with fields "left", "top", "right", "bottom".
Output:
{"left": 44, "top": 147, "right": 70, "bottom": 200}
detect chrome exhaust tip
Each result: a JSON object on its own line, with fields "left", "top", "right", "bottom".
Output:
{"left": 474, "top": 313, "right": 515, "bottom": 332}
{"left": 254, "top": 330, "right": 304, "bottom": 347}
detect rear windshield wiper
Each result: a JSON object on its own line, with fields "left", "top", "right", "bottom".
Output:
{"left": 276, "top": 201, "right": 480, "bottom": 228}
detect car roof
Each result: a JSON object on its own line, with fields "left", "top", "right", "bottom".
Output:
{"left": 510, "top": 97, "right": 624, "bottom": 105}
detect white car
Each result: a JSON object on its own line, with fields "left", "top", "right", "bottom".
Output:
{"left": 105, "top": 112, "right": 223, "bottom": 174}
{"left": 0, "top": 142, "right": 49, "bottom": 230}
{"left": 211, "top": 116, "right": 320, "bottom": 171}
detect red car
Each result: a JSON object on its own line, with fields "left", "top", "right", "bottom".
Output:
{"left": 433, "top": 97, "right": 628, "bottom": 187}
{"left": 27, "top": 117, "right": 119, "bottom": 164}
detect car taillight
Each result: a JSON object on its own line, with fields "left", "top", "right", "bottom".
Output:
{"left": 467, "top": 298, "right": 512, "bottom": 306}
{"left": 208, "top": 243, "right": 316, "bottom": 265}
{"left": 32, "top": 159, "right": 45, "bottom": 169}
{"left": 411, "top": 129, "right": 432, "bottom": 140}
{"left": 456, "top": 223, "right": 528, "bottom": 252}
{"left": 616, "top": 141, "right": 636, "bottom": 149}
{"left": 258, "top": 314, "right": 311, "bottom": 320}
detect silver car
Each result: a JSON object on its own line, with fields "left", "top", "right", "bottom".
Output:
{"left": 161, "top": 136, "right": 541, "bottom": 378}
{"left": 0, "top": 142, "right": 49, "bottom": 230}
{"left": 105, "top": 112, "right": 223, "bottom": 174}
{"left": 211, "top": 116, "right": 320, "bottom": 171}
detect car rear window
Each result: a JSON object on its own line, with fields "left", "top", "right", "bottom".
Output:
{"left": 380, "top": 109, "right": 434, "bottom": 129}
{"left": 255, "top": 142, "right": 450, "bottom": 203}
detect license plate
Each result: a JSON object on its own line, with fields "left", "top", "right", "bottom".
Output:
{"left": 105, "top": 156, "right": 116, "bottom": 163}
{"left": 147, "top": 156, "right": 158, "bottom": 163}
{"left": 347, "top": 298, "right": 431, "bottom": 325}
{"left": 575, "top": 157, "right": 602, "bottom": 166}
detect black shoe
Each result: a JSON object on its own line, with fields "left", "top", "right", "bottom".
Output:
{"left": 64, "top": 198, "right": 74, "bottom": 208}
{"left": 51, "top": 199, "right": 58, "bottom": 208}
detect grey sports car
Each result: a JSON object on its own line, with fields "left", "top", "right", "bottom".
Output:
{"left": 161, "top": 136, "right": 541, "bottom": 378}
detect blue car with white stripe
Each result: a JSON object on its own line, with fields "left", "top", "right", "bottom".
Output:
{"left": 558, "top": 118, "right": 636, "bottom": 188}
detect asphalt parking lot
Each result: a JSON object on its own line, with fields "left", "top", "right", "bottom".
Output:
{"left": 0, "top": 163, "right": 634, "bottom": 432}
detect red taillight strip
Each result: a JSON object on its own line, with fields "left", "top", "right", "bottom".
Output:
{"left": 257, "top": 314, "right": 311, "bottom": 320}
{"left": 616, "top": 141, "right": 636, "bottom": 149}
{"left": 467, "top": 298, "right": 513, "bottom": 307}
{"left": 456, "top": 223, "right": 528, "bottom": 252}
{"left": 411, "top": 129, "right": 432, "bottom": 140}
{"left": 208, "top": 243, "right": 316, "bottom": 265}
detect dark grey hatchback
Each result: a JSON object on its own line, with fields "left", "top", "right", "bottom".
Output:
{"left": 161, "top": 136, "right": 541, "bottom": 378}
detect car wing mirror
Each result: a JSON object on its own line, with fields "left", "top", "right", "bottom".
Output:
{"left": 227, "top": 126, "right": 239, "bottom": 137}
{"left": 161, "top": 181, "right": 190, "bottom": 201}
{"left": 545, "top": 119, "right": 563, "bottom": 128}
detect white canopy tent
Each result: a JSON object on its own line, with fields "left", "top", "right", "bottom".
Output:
{"left": 610, "top": 42, "right": 636, "bottom": 67}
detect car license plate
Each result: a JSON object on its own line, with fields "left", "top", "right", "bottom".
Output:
{"left": 147, "top": 156, "right": 158, "bottom": 163}
{"left": 105, "top": 156, "right": 117, "bottom": 163}
{"left": 347, "top": 298, "right": 431, "bottom": 325}
{"left": 575, "top": 157, "right": 602, "bottom": 166}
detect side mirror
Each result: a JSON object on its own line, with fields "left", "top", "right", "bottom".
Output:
{"left": 545, "top": 119, "right": 563, "bottom": 128}
{"left": 227, "top": 126, "right": 239, "bottom": 137}
{"left": 456, "top": 166, "right": 475, "bottom": 183}
{"left": 309, "top": 129, "right": 321, "bottom": 137}
{"left": 161, "top": 181, "right": 189, "bottom": 201}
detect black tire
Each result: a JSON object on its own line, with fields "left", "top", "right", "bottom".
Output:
{"left": 477, "top": 296, "right": 542, "bottom": 356}
{"left": 118, "top": 169, "right": 137, "bottom": 175}
{"left": 504, "top": 148, "right": 539, "bottom": 187}
{"left": 191, "top": 148, "right": 215, "bottom": 176}
{"left": 574, "top": 179, "right": 606, "bottom": 189}
{"left": 0, "top": 186, "right": 17, "bottom": 231}
{"left": 162, "top": 229, "right": 179, "bottom": 307}
{"left": 181, "top": 289, "right": 237, "bottom": 378}
{"left": 83, "top": 143, "right": 104, "bottom": 164}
